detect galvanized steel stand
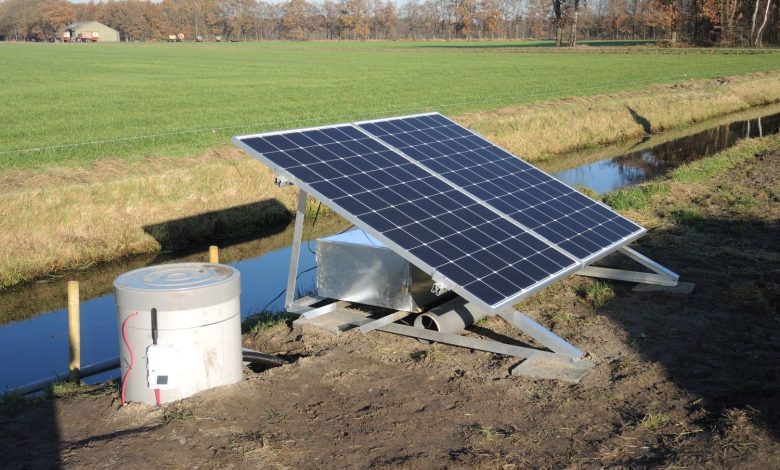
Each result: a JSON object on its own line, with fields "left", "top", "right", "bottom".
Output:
{"left": 285, "top": 189, "right": 309, "bottom": 311}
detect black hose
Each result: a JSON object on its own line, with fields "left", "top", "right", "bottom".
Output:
{"left": 242, "top": 348, "right": 288, "bottom": 368}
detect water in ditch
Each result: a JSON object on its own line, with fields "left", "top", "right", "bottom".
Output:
{"left": 545, "top": 103, "right": 780, "bottom": 193}
{"left": 2, "top": 104, "right": 779, "bottom": 392}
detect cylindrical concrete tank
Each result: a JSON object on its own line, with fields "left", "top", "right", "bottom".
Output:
{"left": 114, "top": 263, "right": 242, "bottom": 405}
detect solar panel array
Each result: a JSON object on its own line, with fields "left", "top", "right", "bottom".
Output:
{"left": 357, "top": 114, "right": 643, "bottom": 262}
{"left": 234, "top": 113, "right": 644, "bottom": 311}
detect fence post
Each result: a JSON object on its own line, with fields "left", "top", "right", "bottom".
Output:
{"left": 67, "top": 281, "right": 80, "bottom": 382}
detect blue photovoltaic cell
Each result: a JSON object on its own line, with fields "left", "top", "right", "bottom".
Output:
{"left": 236, "top": 125, "right": 578, "bottom": 308}
{"left": 357, "top": 114, "right": 644, "bottom": 261}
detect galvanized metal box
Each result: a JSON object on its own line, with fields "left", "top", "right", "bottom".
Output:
{"left": 316, "top": 230, "right": 441, "bottom": 312}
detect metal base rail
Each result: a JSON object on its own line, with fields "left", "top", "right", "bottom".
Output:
{"left": 291, "top": 295, "right": 595, "bottom": 382}
{"left": 576, "top": 246, "right": 679, "bottom": 287}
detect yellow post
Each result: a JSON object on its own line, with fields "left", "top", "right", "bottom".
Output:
{"left": 67, "top": 281, "right": 80, "bottom": 382}
{"left": 209, "top": 245, "right": 219, "bottom": 264}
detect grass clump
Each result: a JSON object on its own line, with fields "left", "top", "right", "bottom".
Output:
{"left": 163, "top": 406, "right": 195, "bottom": 424}
{"left": 474, "top": 424, "right": 516, "bottom": 443}
{"left": 725, "top": 281, "right": 779, "bottom": 316}
{"left": 242, "top": 312, "right": 298, "bottom": 334}
{"left": 718, "top": 408, "right": 761, "bottom": 455}
{"left": 575, "top": 281, "right": 615, "bottom": 308}
{"left": 48, "top": 381, "right": 91, "bottom": 398}
{"left": 603, "top": 183, "right": 668, "bottom": 211}
{"left": 669, "top": 207, "right": 703, "bottom": 225}
{"left": 575, "top": 185, "right": 600, "bottom": 199}
{"left": 639, "top": 403, "right": 670, "bottom": 430}
{"left": 671, "top": 146, "right": 750, "bottom": 183}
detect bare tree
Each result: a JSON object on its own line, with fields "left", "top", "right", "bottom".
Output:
{"left": 553, "top": 0, "right": 564, "bottom": 45}
{"left": 569, "top": 0, "right": 580, "bottom": 45}
{"left": 754, "top": 0, "right": 773, "bottom": 47}
{"left": 750, "top": 0, "right": 760, "bottom": 42}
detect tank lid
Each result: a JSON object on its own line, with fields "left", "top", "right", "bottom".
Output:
{"left": 115, "top": 262, "right": 236, "bottom": 292}
{"left": 114, "top": 263, "right": 240, "bottom": 311}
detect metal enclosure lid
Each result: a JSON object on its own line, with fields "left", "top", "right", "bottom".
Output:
{"left": 319, "top": 229, "right": 385, "bottom": 248}
{"left": 114, "top": 263, "right": 241, "bottom": 313}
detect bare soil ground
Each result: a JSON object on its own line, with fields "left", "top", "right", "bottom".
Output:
{"left": 1, "top": 147, "right": 778, "bottom": 469}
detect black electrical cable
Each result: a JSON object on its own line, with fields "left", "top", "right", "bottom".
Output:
{"left": 258, "top": 264, "right": 318, "bottom": 314}
{"left": 306, "top": 202, "right": 322, "bottom": 255}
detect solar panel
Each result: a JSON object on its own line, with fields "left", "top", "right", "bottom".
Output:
{"left": 234, "top": 125, "right": 580, "bottom": 310}
{"left": 356, "top": 113, "right": 645, "bottom": 262}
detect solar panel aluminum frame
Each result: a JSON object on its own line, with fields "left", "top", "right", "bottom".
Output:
{"left": 232, "top": 124, "right": 581, "bottom": 315}
{"left": 355, "top": 112, "right": 648, "bottom": 267}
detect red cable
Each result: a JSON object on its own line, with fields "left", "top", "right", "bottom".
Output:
{"left": 120, "top": 311, "right": 139, "bottom": 405}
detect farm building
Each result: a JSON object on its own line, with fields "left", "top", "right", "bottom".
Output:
{"left": 64, "top": 21, "right": 120, "bottom": 43}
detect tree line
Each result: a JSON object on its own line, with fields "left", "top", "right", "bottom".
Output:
{"left": 0, "top": 0, "right": 776, "bottom": 46}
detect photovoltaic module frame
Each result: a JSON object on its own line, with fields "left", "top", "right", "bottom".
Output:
{"left": 233, "top": 113, "right": 650, "bottom": 314}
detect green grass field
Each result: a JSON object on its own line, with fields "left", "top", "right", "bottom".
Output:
{"left": 1, "top": 41, "right": 779, "bottom": 170}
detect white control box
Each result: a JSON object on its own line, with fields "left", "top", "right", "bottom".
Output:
{"left": 147, "top": 344, "right": 178, "bottom": 390}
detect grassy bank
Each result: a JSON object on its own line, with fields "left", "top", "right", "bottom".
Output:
{"left": 1, "top": 43, "right": 778, "bottom": 170}
{"left": 536, "top": 101, "right": 780, "bottom": 174}
{"left": 460, "top": 71, "right": 780, "bottom": 161}
{"left": 1, "top": 72, "right": 778, "bottom": 290}
{"left": 602, "top": 133, "right": 779, "bottom": 228}
{"left": 0, "top": 150, "right": 298, "bottom": 288}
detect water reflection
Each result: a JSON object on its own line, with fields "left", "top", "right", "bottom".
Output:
{"left": 552, "top": 111, "right": 780, "bottom": 194}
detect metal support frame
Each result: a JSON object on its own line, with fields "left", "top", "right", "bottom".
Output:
{"left": 290, "top": 294, "right": 582, "bottom": 362}
{"left": 291, "top": 294, "right": 593, "bottom": 380}
{"left": 281, "top": 189, "right": 590, "bottom": 368}
{"left": 290, "top": 297, "right": 595, "bottom": 383}
{"left": 371, "top": 322, "right": 580, "bottom": 364}
{"left": 576, "top": 246, "right": 679, "bottom": 287}
{"left": 359, "top": 311, "right": 412, "bottom": 333}
{"left": 498, "top": 310, "right": 583, "bottom": 358}
{"left": 285, "top": 190, "right": 308, "bottom": 310}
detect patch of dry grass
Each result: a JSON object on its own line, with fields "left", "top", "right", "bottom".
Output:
{"left": 0, "top": 149, "right": 298, "bottom": 288}
{"left": 458, "top": 71, "right": 780, "bottom": 161}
